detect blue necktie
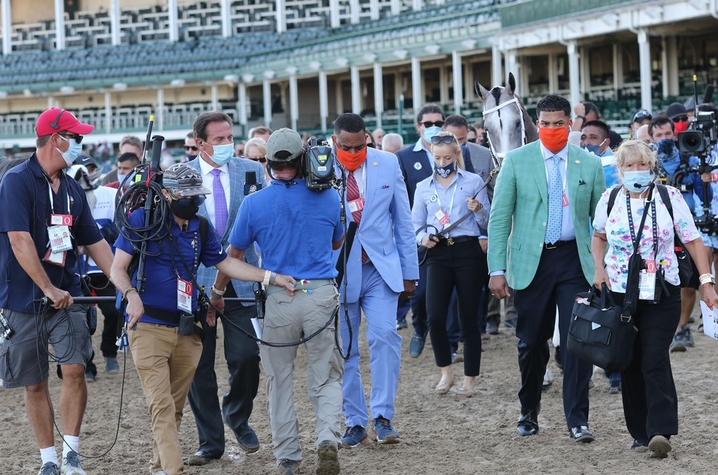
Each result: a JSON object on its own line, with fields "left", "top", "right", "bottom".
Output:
{"left": 545, "top": 155, "right": 563, "bottom": 244}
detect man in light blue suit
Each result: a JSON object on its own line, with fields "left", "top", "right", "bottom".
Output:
{"left": 184, "top": 112, "right": 266, "bottom": 464}
{"left": 333, "top": 113, "right": 419, "bottom": 447}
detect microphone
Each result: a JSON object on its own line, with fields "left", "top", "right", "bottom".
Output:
{"left": 244, "top": 171, "right": 259, "bottom": 195}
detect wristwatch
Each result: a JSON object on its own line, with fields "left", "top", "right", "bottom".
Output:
{"left": 699, "top": 273, "right": 715, "bottom": 286}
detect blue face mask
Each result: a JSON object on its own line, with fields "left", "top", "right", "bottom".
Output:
{"left": 423, "top": 126, "right": 442, "bottom": 144}
{"left": 435, "top": 161, "right": 456, "bottom": 178}
{"left": 57, "top": 136, "right": 82, "bottom": 168}
{"left": 622, "top": 170, "right": 655, "bottom": 193}
{"left": 209, "top": 143, "right": 234, "bottom": 166}
{"left": 583, "top": 144, "right": 604, "bottom": 157}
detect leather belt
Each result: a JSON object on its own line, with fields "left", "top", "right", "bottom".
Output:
{"left": 438, "top": 236, "right": 478, "bottom": 247}
{"left": 544, "top": 239, "right": 576, "bottom": 250}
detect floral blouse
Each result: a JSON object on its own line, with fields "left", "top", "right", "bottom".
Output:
{"left": 593, "top": 185, "right": 701, "bottom": 293}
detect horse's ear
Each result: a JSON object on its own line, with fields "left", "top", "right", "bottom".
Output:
{"left": 475, "top": 81, "right": 490, "bottom": 101}
{"left": 507, "top": 72, "right": 516, "bottom": 95}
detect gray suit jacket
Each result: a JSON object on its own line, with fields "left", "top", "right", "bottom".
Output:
{"left": 463, "top": 142, "right": 495, "bottom": 200}
{"left": 187, "top": 156, "right": 265, "bottom": 303}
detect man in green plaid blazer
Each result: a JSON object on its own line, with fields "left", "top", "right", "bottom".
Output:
{"left": 487, "top": 95, "right": 605, "bottom": 442}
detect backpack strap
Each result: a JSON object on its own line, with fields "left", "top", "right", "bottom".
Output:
{"left": 197, "top": 215, "right": 211, "bottom": 254}
{"left": 655, "top": 184, "right": 674, "bottom": 221}
{"left": 607, "top": 185, "right": 621, "bottom": 216}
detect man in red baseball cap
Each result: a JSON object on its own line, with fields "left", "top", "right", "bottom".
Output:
{"left": 0, "top": 107, "right": 113, "bottom": 475}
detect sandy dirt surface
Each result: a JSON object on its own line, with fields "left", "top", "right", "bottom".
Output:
{"left": 2, "top": 313, "right": 718, "bottom": 474}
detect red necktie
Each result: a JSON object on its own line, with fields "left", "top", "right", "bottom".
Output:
{"left": 347, "top": 172, "right": 369, "bottom": 263}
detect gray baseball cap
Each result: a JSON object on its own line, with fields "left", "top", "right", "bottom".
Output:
{"left": 266, "top": 128, "right": 304, "bottom": 162}
{"left": 162, "top": 163, "right": 210, "bottom": 197}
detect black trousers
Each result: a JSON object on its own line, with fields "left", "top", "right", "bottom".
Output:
{"left": 188, "top": 283, "right": 260, "bottom": 456}
{"left": 426, "top": 239, "right": 487, "bottom": 376}
{"left": 86, "top": 273, "right": 122, "bottom": 358}
{"left": 412, "top": 259, "right": 462, "bottom": 349}
{"left": 612, "top": 285, "right": 681, "bottom": 443}
{"left": 514, "top": 241, "right": 593, "bottom": 428}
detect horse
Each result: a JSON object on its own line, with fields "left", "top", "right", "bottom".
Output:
{"left": 475, "top": 72, "right": 538, "bottom": 166}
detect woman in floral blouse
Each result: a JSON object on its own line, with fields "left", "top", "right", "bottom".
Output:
{"left": 592, "top": 140, "right": 718, "bottom": 458}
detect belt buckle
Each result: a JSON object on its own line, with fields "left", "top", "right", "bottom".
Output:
{"left": 447, "top": 237, "right": 455, "bottom": 246}
{"left": 545, "top": 242, "right": 557, "bottom": 250}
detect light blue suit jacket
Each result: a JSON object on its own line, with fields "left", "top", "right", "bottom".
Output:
{"left": 339, "top": 147, "right": 419, "bottom": 303}
{"left": 187, "top": 156, "right": 265, "bottom": 303}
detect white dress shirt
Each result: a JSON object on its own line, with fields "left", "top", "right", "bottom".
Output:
{"left": 198, "top": 157, "right": 231, "bottom": 227}
{"left": 539, "top": 141, "right": 575, "bottom": 241}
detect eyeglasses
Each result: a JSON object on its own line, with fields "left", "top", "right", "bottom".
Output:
{"left": 184, "top": 145, "right": 198, "bottom": 151}
{"left": 672, "top": 115, "right": 688, "bottom": 123}
{"left": 430, "top": 135, "right": 458, "bottom": 145}
{"left": 60, "top": 133, "right": 84, "bottom": 144}
{"left": 421, "top": 121, "right": 445, "bottom": 128}
{"left": 249, "top": 156, "right": 267, "bottom": 163}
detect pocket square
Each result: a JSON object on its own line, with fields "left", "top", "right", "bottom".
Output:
{"left": 578, "top": 179, "right": 586, "bottom": 186}
{"left": 381, "top": 184, "right": 390, "bottom": 189}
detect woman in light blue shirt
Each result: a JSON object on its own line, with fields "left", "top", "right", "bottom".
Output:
{"left": 411, "top": 131, "right": 490, "bottom": 396}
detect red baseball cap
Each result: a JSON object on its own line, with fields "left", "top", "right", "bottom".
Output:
{"left": 35, "top": 107, "right": 95, "bottom": 137}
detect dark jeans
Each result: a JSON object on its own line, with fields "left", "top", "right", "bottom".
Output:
{"left": 426, "top": 239, "right": 487, "bottom": 376}
{"left": 612, "top": 284, "right": 681, "bottom": 443}
{"left": 412, "top": 260, "right": 461, "bottom": 349}
{"left": 514, "top": 242, "right": 593, "bottom": 428}
{"left": 188, "top": 283, "right": 260, "bottom": 456}
{"left": 82, "top": 273, "right": 122, "bottom": 362}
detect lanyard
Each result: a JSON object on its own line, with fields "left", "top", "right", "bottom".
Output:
{"left": 352, "top": 165, "right": 367, "bottom": 197}
{"left": 432, "top": 176, "right": 459, "bottom": 220}
{"left": 47, "top": 182, "right": 71, "bottom": 215}
{"left": 625, "top": 190, "right": 658, "bottom": 260}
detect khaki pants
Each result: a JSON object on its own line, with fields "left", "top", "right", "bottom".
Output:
{"left": 130, "top": 323, "right": 202, "bottom": 475}
{"left": 261, "top": 281, "right": 343, "bottom": 463}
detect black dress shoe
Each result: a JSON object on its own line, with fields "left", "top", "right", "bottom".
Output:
{"left": 517, "top": 413, "right": 539, "bottom": 437}
{"left": 569, "top": 425, "right": 595, "bottom": 443}
{"left": 236, "top": 427, "right": 260, "bottom": 453}
{"left": 187, "top": 451, "right": 222, "bottom": 466}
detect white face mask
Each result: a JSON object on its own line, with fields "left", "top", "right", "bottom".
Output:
{"left": 56, "top": 136, "right": 82, "bottom": 168}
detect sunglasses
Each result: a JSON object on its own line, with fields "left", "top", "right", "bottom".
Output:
{"left": 672, "top": 115, "right": 688, "bottom": 123}
{"left": 60, "top": 133, "right": 84, "bottom": 144}
{"left": 184, "top": 145, "right": 198, "bottom": 151}
{"left": 430, "top": 135, "right": 458, "bottom": 145}
{"left": 421, "top": 121, "right": 445, "bottom": 128}
{"left": 249, "top": 156, "right": 267, "bottom": 163}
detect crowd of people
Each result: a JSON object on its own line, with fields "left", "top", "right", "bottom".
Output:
{"left": 0, "top": 88, "right": 716, "bottom": 475}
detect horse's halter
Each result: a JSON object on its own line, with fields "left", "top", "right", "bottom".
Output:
{"left": 482, "top": 96, "right": 528, "bottom": 172}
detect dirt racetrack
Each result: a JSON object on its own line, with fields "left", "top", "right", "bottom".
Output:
{"left": 2, "top": 313, "right": 718, "bottom": 474}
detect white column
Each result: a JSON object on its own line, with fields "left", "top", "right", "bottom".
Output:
{"left": 451, "top": 51, "right": 463, "bottom": 114}
{"left": 104, "top": 92, "right": 112, "bottom": 134}
{"left": 612, "top": 43, "right": 623, "bottom": 94}
{"left": 390, "top": 0, "right": 401, "bottom": 15}
{"left": 394, "top": 72, "right": 402, "bottom": 109}
{"left": 350, "top": 0, "right": 360, "bottom": 24}
{"left": 330, "top": 0, "right": 340, "bottom": 28}
{"left": 369, "top": 0, "right": 379, "bottom": 20}
{"left": 263, "top": 79, "right": 272, "bottom": 127}
{"left": 439, "top": 64, "right": 449, "bottom": 105}
{"left": 637, "top": 29, "right": 652, "bottom": 113}
{"left": 210, "top": 83, "right": 219, "bottom": 110}
{"left": 335, "top": 78, "right": 344, "bottom": 115}
{"left": 156, "top": 88, "right": 165, "bottom": 131}
{"left": 275, "top": 0, "right": 286, "bottom": 34}
{"left": 319, "top": 71, "right": 328, "bottom": 132}
{"left": 518, "top": 56, "right": 529, "bottom": 95}
{"left": 221, "top": 0, "right": 231, "bottom": 38}
{"left": 168, "top": 0, "right": 178, "bottom": 42}
{"left": 412, "top": 0, "right": 423, "bottom": 11}
{"left": 548, "top": 53, "right": 558, "bottom": 93}
{"left": 351, "top": 66, "right": 361, "bottom": 114}
{"left": 110, "top": 0, "right": 121, "bottom": 46}
{"left": 48, "top": 96, "right": 55, "bottom": 108}
{"left": 663, "top": 35, "right": 679, "bottom": 98}
{"left": 238, "top": 82, "right": 248, "bottom": 128}
{"left": 567, "top": 41, "right": 580, "bottom": 108}
{"left": 1, "top": 0, "right": 11, "bottom": 55}
{"left": 411, "top": 56, "right": 423, "bottom": 110}
{"left": 579, "top": 46, "right": 590, "bottom": 96}
{"left": 373, "top": 62, "right": 384, "bottom": 128}
{"left": 506, "top": 49, "right": 518, "bottom": 82}
{"left": 54, "top": 0, "right": 65, "bottom": 50}
{"left": 463, "top": 59, "right": 474, "bottom": 103}
{"left": 491, "top": 44, "right": 503, "bottom": 87}
{"left": 289, "top": 74, "right": 298, "bottom": 130}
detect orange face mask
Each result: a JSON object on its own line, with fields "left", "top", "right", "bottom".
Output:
{"left": 336, "top": 147, "right": 368, "bottom": 172}
{"left": 538, "top": 126, "right": 570, "bottom": 154}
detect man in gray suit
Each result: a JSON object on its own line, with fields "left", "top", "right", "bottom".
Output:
{"left": 185, "top": 112, "right": 266, "bottom": 465}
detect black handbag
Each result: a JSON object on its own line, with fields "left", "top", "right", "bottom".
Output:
{"left": 567, "top": 284, "right": 637, "bottom": 372}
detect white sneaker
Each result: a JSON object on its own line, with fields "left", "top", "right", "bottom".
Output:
{"left": 542, "top": 368, "right": 554, "bottom": 389}
{"left": 61, "top": 451, "right": 86, "bottom": 475}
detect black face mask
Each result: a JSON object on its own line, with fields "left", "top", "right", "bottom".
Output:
{"left": 171, "top": 196, "right": 204, "bottom": 220}
{"left": 186, "top": 154, "right": 198, "bottom": 161}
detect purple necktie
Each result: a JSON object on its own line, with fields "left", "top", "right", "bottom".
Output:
{"left": 211, "top": 168, "right": 228, "bottom": 237}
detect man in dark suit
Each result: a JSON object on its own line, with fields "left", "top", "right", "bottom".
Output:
{"left": 185, "top": 111, "right": 266, "bottom": 465}
{"left": 396, "top": 104, "right": 461, "bottom": 358}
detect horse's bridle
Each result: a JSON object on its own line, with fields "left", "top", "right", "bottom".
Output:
{"left": 482, "top": 96, "right": 528, "bottom": 173}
